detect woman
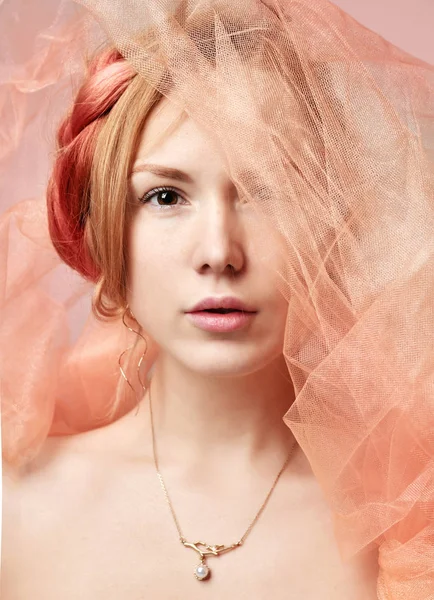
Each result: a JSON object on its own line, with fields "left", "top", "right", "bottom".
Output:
{"left": 1, "top": 0, "right": 433, "bottom": 598}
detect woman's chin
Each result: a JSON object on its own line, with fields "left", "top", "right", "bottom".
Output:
{"left": 166, "top": 342, "right": 284, "bottom": 377}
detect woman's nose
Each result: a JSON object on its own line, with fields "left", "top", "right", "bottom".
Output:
{"left": 192, "top": 199, "right": 245, "bottom": 275}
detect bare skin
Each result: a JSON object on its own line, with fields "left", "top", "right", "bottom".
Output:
{"left": 2, "top": 393, "right": 379, "bottom": 600}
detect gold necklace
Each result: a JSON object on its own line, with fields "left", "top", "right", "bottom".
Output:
{"left": 147, "top": 379, "right": 297, "bottom": 581}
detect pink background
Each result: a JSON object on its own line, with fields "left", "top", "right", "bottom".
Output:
{"left": 335, "top": 0, "right": 433, "bottom": 63}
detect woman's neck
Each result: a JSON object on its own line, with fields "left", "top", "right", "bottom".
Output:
{"left": 143, "top": 352, "right": 296, "bottom": 485}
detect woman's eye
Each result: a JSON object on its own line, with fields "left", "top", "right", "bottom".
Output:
{"left": 139, "top": 186, "right": 183, "bottom": 208}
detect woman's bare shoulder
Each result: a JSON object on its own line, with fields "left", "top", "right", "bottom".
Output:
{"left": 3, "top": 401, "right": 149, "bottom": 515}
{"left": 3, "top": 428, "right": 111, "bottom": 493}
{"left": 5, "top": 401, "right": 148, "bottom": 480}
{"left": 2, "top": 430, "right": 104, "bottom": 536}
{"left": 1, "top": 406, "right": 148, "bottom": 580}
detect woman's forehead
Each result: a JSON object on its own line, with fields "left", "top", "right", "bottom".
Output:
{"left": 138, "top": 97, "right": 188, "bottom": 151}
{"left": 134, "top": 96, "right": 232, "bottom": 176}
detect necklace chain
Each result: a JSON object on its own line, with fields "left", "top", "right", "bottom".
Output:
{"left": 147, "top": 379, "right": 297, "bottom": 580}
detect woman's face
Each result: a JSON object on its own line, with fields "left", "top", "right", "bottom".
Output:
{"left": 127, "top": 97, "right": 288, "bottom": 376}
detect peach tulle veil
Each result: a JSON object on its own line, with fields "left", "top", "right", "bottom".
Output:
{"left": 1, "top": 1, "right": 433, "bottom": 598}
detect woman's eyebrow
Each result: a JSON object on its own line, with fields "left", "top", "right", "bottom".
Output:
{"left": 130, "top": 162, "right": 194, "bottom": 184}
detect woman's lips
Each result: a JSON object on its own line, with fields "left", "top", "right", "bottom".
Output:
{"left": 185, "top": 310, "right": 256, "bottom": 332}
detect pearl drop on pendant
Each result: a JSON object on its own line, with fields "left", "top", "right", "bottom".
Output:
{"left": 194, "top": 563, "right": 210, "bottom": 580}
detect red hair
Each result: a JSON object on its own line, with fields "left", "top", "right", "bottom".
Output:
{"left": 47, "top": 48, "right": 136, "bottom": 281}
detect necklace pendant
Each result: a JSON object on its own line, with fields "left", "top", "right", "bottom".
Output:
{"left": 194, "top": 559, "right": 210, "bottom": 581}
{"left": 183, "top": 539, "right": 242, "bottom": 581}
